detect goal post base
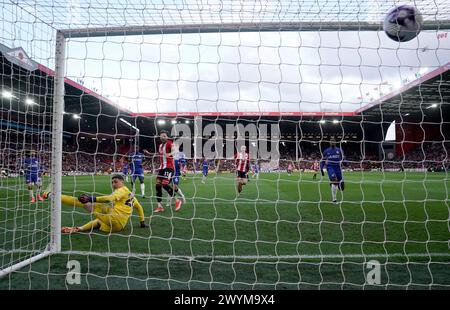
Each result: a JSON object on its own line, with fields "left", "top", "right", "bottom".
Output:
{"left": 0, "top": 250, "right": 53, "bottom": 278}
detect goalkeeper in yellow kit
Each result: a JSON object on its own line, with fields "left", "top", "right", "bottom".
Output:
{"left": 43, "top": 174, "right": 147, "bottom": 233}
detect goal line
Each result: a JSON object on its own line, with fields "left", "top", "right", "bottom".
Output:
{"left": 2, "top": 249, "right": 449, "bottom": 261}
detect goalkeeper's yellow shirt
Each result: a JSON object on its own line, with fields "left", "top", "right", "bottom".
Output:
{"left": 95, "top": 186, "right": 145, "bottom": 228}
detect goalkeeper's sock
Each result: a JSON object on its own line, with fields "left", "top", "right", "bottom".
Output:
{"left": 29, "top": 189, "right": 34, "bottom": 199}
{"left": 331, "top": 184, "right": 338, "bottom": 202}
{"left": 61, "top": 195, "right": 84, "bottom": 208}
{"left": 140, "top": 183, "right": 145, "bottom": 197}
{"left": 79, "top": 219, "right": 100, "bottom": 232}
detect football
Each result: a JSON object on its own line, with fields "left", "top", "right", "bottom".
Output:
{"left": 383, "top": 5, "right": 423, "bottom": 42}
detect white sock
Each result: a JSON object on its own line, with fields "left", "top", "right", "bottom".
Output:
{"left": 331, "top": 184, "right": 338, "bottom": 201}
{"left": 29, "top": 189, "right": 34, "bottom": 199}
{"left": 36, "top": 186, "right": 41, "bottom": 196}
{"left": 140, "top": 183, "right": 145, "bottom": 196}
{"left": 176, "top": 188, "right": 185, "bottom": 202}
{"left": 166, "top": 194, "right": 172, "bottom": 206}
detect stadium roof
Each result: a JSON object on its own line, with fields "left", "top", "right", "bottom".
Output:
{"left": 131, "top": 61, "right": 450, "bottom": 124}
{"left": 1, "top": 43, "right": 449, "bottom": 132}
{"left": 357, "top": 61, "right": 450, "bottom": 121}
{"left": 0, "top": 43, "right": 133, "bottom": 135}
{"left": 0, "top": 43, "right": 132, "bottom": 118}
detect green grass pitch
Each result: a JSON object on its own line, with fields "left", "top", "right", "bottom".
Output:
{"left": 1, "top": 172, "right": 449, "bottom": 289}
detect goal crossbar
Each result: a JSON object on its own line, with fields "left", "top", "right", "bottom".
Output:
{"left": 60, "top": 20, "right": 450, "bottom": 38}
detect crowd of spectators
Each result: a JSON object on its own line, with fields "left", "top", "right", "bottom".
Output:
{"left": 1, "top": 139, "right": 449, "bottom": 175}
{"left": 381, "top": 142, "right": 450, "bottom": 171}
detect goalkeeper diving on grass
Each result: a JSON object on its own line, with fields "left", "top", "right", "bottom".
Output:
{"left": 43, "top": 174, "right": 148, "bottom": 233}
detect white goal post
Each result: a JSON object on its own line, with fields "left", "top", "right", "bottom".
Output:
{"left": 0, "top": 31, "right": 65, "bottom": 278}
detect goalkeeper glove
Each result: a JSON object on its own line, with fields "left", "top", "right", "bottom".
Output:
{"left": 140, "top": 221, "right": 148, "bottom": 228}
{"left": 78, "top": 194, "right": 96, "bottom": 204}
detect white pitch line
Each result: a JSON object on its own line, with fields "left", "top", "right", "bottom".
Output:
{"left": 59, "top": 251, "right": 450, "bottom": 260}
{"left": 1, "top": 249, "right": 449, "bottom": 260}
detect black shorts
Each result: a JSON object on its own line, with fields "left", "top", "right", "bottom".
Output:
{"left": 157, "top": 168, "right": 174, "bottom": 181}
{"left": 236, "top": 171, "right": 248, "bottom": 179}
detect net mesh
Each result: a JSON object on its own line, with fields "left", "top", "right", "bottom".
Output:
{"left": 0, "top": 0, "right": 449, "bottom": 289}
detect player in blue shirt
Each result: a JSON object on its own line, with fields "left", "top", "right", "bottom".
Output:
{"left": 201, "top": 158, "right": 209, "bottom": 184}
{"left": 168, "top": 147, "right": 186, "bottom": 207}
{"left": 23, "top": 151, "right": 42, "bottom": 203}
{"left": 178, "top": 151, "right": 187, "bottom": 178}
{"left": 122, "top": 157, "right": 130, "bottom": 182}
{"left": 320, "top": 138, "right": 345, "bottom": 204}
{"left": 129, "top": 148, "right": 146, "bottom": 198}
{"left": 252, "top": 161, "right": 260, "bottom": 180}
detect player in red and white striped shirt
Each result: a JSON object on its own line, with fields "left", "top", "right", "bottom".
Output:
{"left": 235, "top": 145, "right": 250, "bottom": 196}
{"left": 287, "top": 161, "right": 294, "bottom": 176}
{"left": 144, "top": 130, "right": 182, "bottom": 213}
{"left": 312, "top": 160, "right": 320, "bottom": 180}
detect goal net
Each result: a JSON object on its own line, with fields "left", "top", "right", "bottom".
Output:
{"left": 1, "top": 0, "right": 449, "bottom": 289}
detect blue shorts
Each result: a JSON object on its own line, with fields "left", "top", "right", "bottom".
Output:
{"left": 26, "top": 174, "right": 40, "bottom": 184}
{"left": 202, "top": 168, "right": 208, "bottom": 176}
{"left": 327, "top": 166, "right": 343, "bottom": 182}
{"left": 122, "top": 168, "right": 128, "bottom": 175}
{"left": 172, "top": 176, "right": 180, "bottom": 185}
{"left": 132, "top": 173, "right": 144, "bottom": 183}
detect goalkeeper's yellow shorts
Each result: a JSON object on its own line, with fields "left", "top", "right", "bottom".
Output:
{"left": 92, "top": 203, "right": 126, "bottom": 233}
